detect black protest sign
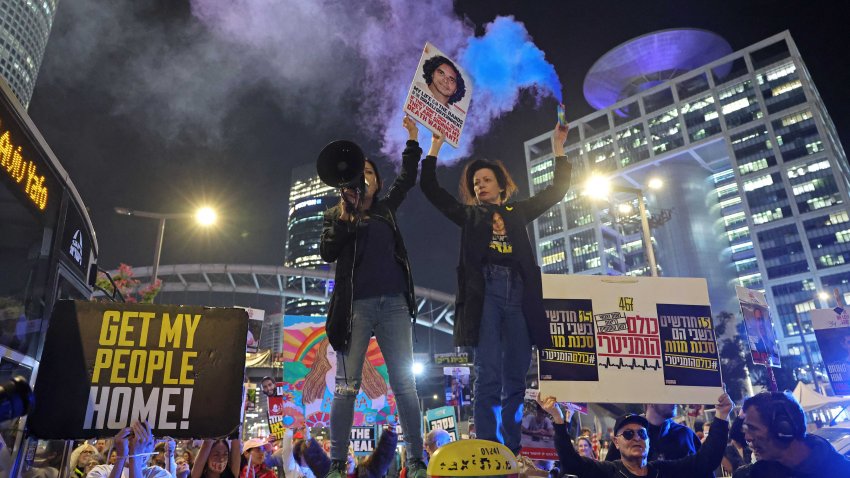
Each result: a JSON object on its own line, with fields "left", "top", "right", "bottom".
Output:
{"left": 350, "top": 426, "right": 376, "bottom": 456}
{"left": 536, "top": 299, "right": 598, "bottom": 382}
{"left": 30, "top": 301, "right": 247, "bottom": 439}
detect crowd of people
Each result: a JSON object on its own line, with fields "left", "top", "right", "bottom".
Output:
{"left": 45, "top": 387, "right": 848, "bottom": 478}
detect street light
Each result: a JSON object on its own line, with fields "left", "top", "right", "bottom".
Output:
{"left": 412, "top": 362, "right": 425, "bottom": 376}
{"left": 583, "top": 175, "right": 660, "bottom": 277}
{"left": 114, "top": 206, "right": 217, "bottom": 291}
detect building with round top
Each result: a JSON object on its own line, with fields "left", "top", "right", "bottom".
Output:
{"left": 583, "top": 29, "right": 732, "bottom": 116}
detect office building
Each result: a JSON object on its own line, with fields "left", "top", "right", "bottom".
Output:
{"left": 0, "top": 0, "right": 59, "bottom": 107}
{"left": 525, "top": 30, "right": 850, "bottom": 374}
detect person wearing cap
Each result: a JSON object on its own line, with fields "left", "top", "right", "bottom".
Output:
{"left": 603, "top": 403, "right": 702, "bottom": 463}
{"left": 241, "top": 439, "right": 276, "bottom": 478}
{"left": 537, "top": 392, "right": 733, "bottom": 478}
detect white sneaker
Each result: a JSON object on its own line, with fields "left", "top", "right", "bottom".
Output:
{"left": 516, "top": 455, "right": 548, "bottom": 478}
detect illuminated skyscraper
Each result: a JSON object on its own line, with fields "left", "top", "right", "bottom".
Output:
{"left": 0, "top": 0, "right": 59, "bottom": 107}
{"left": 525, "top": 30, "right": 850, "bottom": 378}
{"left": 284, "top": 163, "right": 337, "bottom": 316}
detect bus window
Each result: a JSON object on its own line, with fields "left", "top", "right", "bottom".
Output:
{"left": 0, "top": 182, "right": 53, "bottom": 358}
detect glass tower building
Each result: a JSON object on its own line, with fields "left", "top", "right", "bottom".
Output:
{"left": 0, "top": 0, "right": 59, "bottom": 107}
{"left": 284, "top": 163, "right": 337, "bottom": 316}
{"left": 525, "top": 30, "right": 850, "bottom": 375}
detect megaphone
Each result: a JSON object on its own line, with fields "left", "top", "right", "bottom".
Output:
{"left": 316, "top": 140, "right": 366, "bottom": 189}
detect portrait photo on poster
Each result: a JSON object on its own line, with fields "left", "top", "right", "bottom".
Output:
{"left": 404, "top": 42, "right": 473, "bottom": 148}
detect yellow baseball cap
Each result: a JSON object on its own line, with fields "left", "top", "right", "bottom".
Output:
{"left": 426, "top": 439, "right": 518, "bottom": 477}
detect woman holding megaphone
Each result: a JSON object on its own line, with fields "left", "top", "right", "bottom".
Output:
{"left": 317, "top": 116, "right": 426, "bottom": 478}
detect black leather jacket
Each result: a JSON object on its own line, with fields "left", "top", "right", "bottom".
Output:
{"left": 319, "top": 141, "right": 420, "bottom": 353}
{"left": 419, "top": 154, "right": 572, "bottom": 347}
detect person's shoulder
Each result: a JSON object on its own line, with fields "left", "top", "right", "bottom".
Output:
{"left": 667, "top": 419, "right": 697, "bottom": 437}
{"left": 142, "top": 465, "right": 172, "bottom": 478}
{"left": 86, "top": 464, "right": 114, "bottom": 478}
{"left": 731, "top": 462, "right": 753, "bottom": 478}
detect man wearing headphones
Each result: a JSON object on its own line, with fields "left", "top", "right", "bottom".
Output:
{"left": 734, "top": 391, "right": 850, "bottom": 477}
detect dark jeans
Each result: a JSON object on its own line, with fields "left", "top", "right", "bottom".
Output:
{"left": 473, "top": 263, "right": 532, "bottom": 455}
{"left": 329, "top": 293, "right": 423, "bottom": 464}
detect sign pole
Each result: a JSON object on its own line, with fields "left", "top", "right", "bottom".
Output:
{"left": 793, "top": 312, "right": 822, "bottom": 394}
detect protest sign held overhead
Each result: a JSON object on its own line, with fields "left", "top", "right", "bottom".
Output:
{"left": 30, "top": 301, "right": 247, "bottom": 439}
{"left": 812, "top": 307, "right": 850, "bottom": 396}
{"left": 404, "top": 42, "right": 471, "bottom": 148}
{"left": 519, "top": 390, "right": 556, "bottom": 460}
{"left": 426, "top": 406, "right": 458, "bottom": 441}
{"left": 267, "top": 381, "right": 306, "bottom": 439}
{"left": 736, "top": 286, "right": 781, "bottom": 367}
{"left": 350, "top": 426, "right": 377, "bottom": 456}
{"left": 534, "top": 275, "right": 723, "bottom": 404}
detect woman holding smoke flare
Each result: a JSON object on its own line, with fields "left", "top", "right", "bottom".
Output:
{"left": 419, "top": 121, "right": 571, "bottom": 460}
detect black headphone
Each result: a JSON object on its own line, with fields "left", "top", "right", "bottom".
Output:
{"left": 770, "top": 398, "right": 805, "bottom": 441}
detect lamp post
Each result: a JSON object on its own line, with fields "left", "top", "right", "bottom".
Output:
{"left": 583, "top": 177, "right": 662, "bottom": 277}
{"left": 114, "top": 206, "right": 217, "bottom": 292}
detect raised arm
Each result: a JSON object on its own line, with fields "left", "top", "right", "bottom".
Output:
{"left": 515, "top": 123, "right": 573, "bottom": 221}
{"left": 537, "top": 396, "right": 607, "bottom": 478}
{"left": 382, "top": 117, "right": 423, "bottom": 210}
{"left": 419, "top": 133, "right": 465, "bottom": 226}
{"left": 127, "top": 421, "right": 153, "bottom": 478}
{"left": 228, "top": 439, "right": 241, "bottom": 478}
{"left": 662, "top": 392, "right": 733, "bottom": 476}
{"left": 190, "top": 440, "right": 212, "bottom": 478}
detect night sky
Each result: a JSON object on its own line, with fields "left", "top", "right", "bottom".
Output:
{"left": 26, "top": 0, "right": 850, "bottom": 300}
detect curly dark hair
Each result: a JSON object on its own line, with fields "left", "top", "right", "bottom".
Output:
{"left": 422, "top": 55, "right": 466, "bottom": 105}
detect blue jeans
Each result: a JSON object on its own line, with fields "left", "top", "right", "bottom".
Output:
{"left": 330, "top": 293, "right": 423, "bottom": 463}
{"left": 473, "top": 264, "right": 532, "bottom": 455}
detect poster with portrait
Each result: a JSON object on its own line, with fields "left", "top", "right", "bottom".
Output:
{"left": 239, "top": 307, "right": 265, "bottom": 353}
{"left": 443, "top": 367, "right": 471, "bottom": 407}
{"left": 282, "top": 315, "right": 397, "bottom": 427}
{"left": 519, "top": 390, "right": 557, "bottom": 460}
{"left": 30, "top": 301, "right": 247, "bottom": 439}
{"left": 403, "top": 42, "right": 472, "bottom": 148}
{"left": 534, "top": 276, "right": 723, "bottom": 404}
{"left": 736, "top": 286, "right": 781, "bottom": 367}
{"left": 267, "top": 382, "right": 307, "bottom": 439}
{"left": 812, "top": 308, "right": 850, "bottom": 396}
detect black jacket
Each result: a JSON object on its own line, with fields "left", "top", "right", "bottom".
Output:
{"left": 732, "top": 434, "right": 850, "bottom": 478}
{"left": 605, "top": 418, "right": 702, "bottom": 462}
{"left": 320, "top": 141, "right": 420, "bottom": 353}
{"left": 420, "top": 154, "right": 572, "bottom": 347}
{"left": 555, "top": 418, "right": 729, "bottom": 478}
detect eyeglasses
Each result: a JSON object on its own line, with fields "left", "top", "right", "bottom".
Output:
{"left": 617, "top": 428, "right": 648, "bottom": 441}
